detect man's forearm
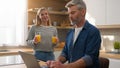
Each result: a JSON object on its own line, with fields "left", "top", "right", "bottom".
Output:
{"left": 64, "top": 58, "right": 86, "bottom": 68}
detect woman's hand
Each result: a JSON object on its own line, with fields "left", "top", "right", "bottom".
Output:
{"left": 33, "top": 36, "right": 40, "bottom": 45}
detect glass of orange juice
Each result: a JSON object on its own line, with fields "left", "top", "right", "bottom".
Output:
{"left": 52, "top": 35, "right": 58, "bottom": 44}
{"left": 35, "top": 32, "right": 41, "bottom": 43}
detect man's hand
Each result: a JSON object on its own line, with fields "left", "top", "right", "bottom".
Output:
{"left": 46, "top": 60, "right": 66, "bottom": 68}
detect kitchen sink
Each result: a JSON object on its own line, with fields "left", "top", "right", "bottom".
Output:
{"left": 0, "top": 50, "right": 9, "bottom": 52}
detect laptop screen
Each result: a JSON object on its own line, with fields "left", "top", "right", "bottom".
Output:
{"left": 18, "top": 51, "right": 48, "bottom": 68}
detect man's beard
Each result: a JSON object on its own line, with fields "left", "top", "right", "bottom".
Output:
{"left": 71, "top": 21, "right": 77, "bottom": 26}
{"left": 70, "top": 19, "right": 79, "bottom": 26}
{"left": 70, "top": 17, "right": 82, "bottom": 26}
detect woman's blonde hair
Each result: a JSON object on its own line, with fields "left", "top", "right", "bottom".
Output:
{"left": 35, "top": 7, "right": 51, "bottom": 26}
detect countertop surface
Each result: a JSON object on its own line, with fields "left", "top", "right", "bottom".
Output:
{"left": 0, "top": 46, "right": 120, "bottom": 59}
{"left": 0, "top": 46, "right": 63, "bottom": 56}
{"left": 0, "top": 64, "right": 25, "bottom": 68}
{"left": 0, "top": 60, "right": 46, "bottom": 68}
{"left": 100, "top": 50, "right": 120, "bottom": 59}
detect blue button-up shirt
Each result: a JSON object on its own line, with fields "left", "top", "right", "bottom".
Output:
{"left": 61, "top": 20, "right": 101, "bottom": 68}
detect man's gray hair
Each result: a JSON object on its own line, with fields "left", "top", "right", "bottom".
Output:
{"left": 65, "top": 0, "right": 86, "bottom": 10}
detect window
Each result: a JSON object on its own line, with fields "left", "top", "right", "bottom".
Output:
{"left": 0, "top": 0, "right": 27, "bottom": 46}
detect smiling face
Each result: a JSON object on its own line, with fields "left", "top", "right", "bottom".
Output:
{"left": 39, "top": 10, "right": 49, "bottom": 23}
{"left": 68, "top": 5, "right": 86, "bottom": 27}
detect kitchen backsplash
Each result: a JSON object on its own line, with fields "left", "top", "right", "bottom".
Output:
{"left": 100, "top": 28, "right": 120, "bottom": 52}
{"left": 57, "top": 29, "right": 70, "bottom": 42}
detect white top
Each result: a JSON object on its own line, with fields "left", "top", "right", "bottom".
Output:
{"left": 73, "top": 27, "right": 83, "bottom": 44}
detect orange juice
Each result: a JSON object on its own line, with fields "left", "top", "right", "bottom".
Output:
{"left": 52, "top": 36, "right": 57, "bottom": 44}
{"left": 35, "top": 35, "right": 41, "bottom": 43}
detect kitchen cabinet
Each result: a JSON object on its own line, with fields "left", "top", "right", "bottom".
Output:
{"left": 109, "top": 58, "right": 120, "bottom": 68}
{"left": 84, "top": 0, "right": 106, "bottom": 25}
{"left": 28, "top": 0, "right": 70, "bottom": 28}
{"left": 84, "top": 0, "right": 120, "bottom": 25}
{"left": 0, "top": 55, "right": 23, "bottom": 66}
{"left": 106, "top": 0, "right": 120, "bottom": 25}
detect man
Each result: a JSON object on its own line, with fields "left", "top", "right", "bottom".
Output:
{"left": 47, "top": 0, "right": 101, "bottom": 68}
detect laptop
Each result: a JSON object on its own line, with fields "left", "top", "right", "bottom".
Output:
{"left": 18, "top": 51, "right": 48, "bottom": 68}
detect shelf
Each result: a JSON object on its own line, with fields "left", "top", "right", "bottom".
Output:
{"left": 28, "top": 25, "right": 72, "bottom": 29}
{"left": 96, "top": 25, "right": 120, "bottom": 29}
{"left": 49, "top": 11, "right": 68, "bottom": 15}
{"left": 56, "top": 26, "right": 72, "bottom": 29}
{"left": 28, "top": 9, "right": 68, "bottom": 15}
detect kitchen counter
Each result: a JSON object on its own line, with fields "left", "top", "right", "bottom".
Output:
{"left": 0, "top": 48, "right": 33, "bottom": 56}
{"left": 0, "top": 46, "right": 63, "bottom": 56}
{"left": 0, "top": 46, "right": 120, "bottom": 59}
{"left": 0, "top": 60, "right": 47, "bottom": 68}
{"left": 100, "top": 50, "right": 120, "bottom": 59}
{"left": 0, "top": 64, "right": 25, "bottom": 68}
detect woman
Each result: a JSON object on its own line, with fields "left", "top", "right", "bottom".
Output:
{"left": 26, "top": 7, "right": 58, "bottom": 62}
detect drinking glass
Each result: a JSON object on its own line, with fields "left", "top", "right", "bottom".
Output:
{"left": 52, "top": 35, "right": 58, "bottom": 44}
{"left": 34, "top": 32, "right": 41, "bottom": 43}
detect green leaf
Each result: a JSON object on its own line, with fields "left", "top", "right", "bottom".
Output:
{"left": 114, "top": 41, "right": 120, "bottom": 49}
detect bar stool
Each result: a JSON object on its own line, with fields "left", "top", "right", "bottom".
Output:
{"left": 99, "top": 57, "right": 109, "bottom": 68}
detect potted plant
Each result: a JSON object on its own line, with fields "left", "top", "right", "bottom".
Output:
{"left": 113, "top": 41, "right": 120, "bottom": 53}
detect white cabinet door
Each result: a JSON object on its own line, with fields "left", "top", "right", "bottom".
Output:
{"left": 109, "top": 58, "right": 120, "bottom": 68}
{"left": 84, "top": 0, "right": 106, "bottom": 25}
{"left": 106, "top": 0, "right": 120, "bottom": 25}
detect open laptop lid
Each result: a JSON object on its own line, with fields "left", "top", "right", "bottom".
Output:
{"left": 18, "top": 51, "right": 41, "bottom": 68}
